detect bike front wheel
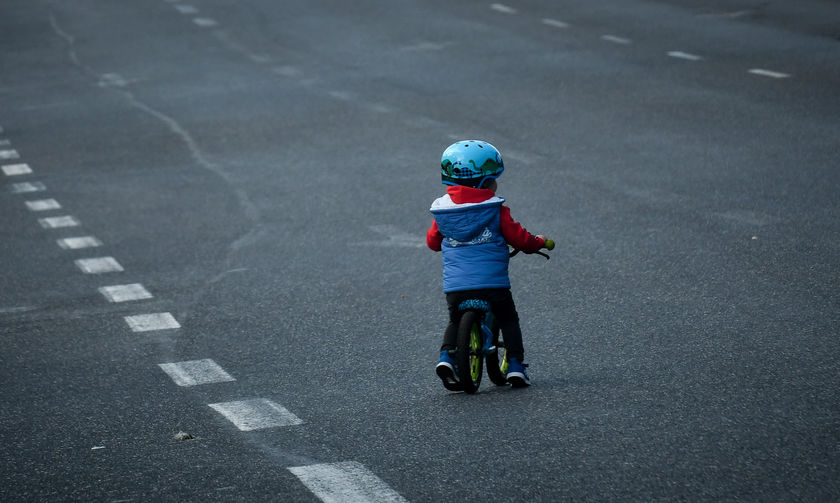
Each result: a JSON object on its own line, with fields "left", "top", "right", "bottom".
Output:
{"left": 456, "top": 310, "right": 484, "bottom": 394}
{"left": 485, "top": 319, "right": 509, "bottom": 386}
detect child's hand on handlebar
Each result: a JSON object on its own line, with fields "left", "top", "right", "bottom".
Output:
{"left": 537, "top": 236, "right": 555, "bottom": 250}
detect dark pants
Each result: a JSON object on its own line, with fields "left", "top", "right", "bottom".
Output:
{"left": 442, "top": 288, "right": 525, "bottom": 361}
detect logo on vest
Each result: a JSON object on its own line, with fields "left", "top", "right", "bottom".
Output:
{"left": 447, "top": 227, "right": 494, "bottom": 247}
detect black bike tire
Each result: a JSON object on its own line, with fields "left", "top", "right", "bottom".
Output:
{"left": 455, "top": 310, "right": 483, "bottom": 394}
{"left": 485, "top": 319, "right": 508, "bottom": 386}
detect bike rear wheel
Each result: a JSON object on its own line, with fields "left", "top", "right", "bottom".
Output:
{"left": 456, "top": 310, "right": 484, "bottom": 394}
{"left": 485, "top": 320, "right": 509, "bottom": 386}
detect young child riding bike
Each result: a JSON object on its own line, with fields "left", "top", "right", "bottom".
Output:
{"left": 426, "top": 140, "right": 549, "bottom": 390}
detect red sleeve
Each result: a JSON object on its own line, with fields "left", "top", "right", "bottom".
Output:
{"left": 426, "top": 219, "right": 443, "bottom": 251}
{"left": 499, "top": 206, "right": 544, "bottom": 253}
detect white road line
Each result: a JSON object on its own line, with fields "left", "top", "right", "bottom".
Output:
{"left": 57, "top": 236, "right": 103, "bottom": 249}
{"left": 159, "top": 359, "right": 235, "bottom": 386}
{"left": 0, "top": 306, "right": 37, "bottom": 314}
{"left": 542, "top": 18, "right": 570, "bottom": 29}
{"left": 75, "top": 256, "right": 124, "bottom": 274}
{"left": 99, "top": 283, "right": 153, "bottom": 302}
{"left": 398, "top": 41, "right": 452, "bottom": 52}
{"left": 748, "top": 68, "right": 790, "bottom": 79}
{"left": 328, "top": 90, "right": 352, "bottom": 101}
{"left": 2, "top": 163, "right": 31, "bottom": 176}
{"left": 98, "top": 73, "right": 129, "bottom": 88}
{"left": 25, "top": 199, "right": 61, "bottom": 211}
{"left": 10, "top": 181, "right": 46, "bottom": 193}
{"left": 602, "top": 34, "right": 631, "bottom": 45}
{"left": 193, "top": 17, "right": 218, "bottom": 27}
{"left": 173, "top": 4, "right": 199, "bottom": 14}
{"left": 0, "top": 149, "right": 20, "bottom": 160}
{"left": 667, "top": 51, "right": 702, "bottom": 61}
{"left": 490, "top": 3, "right": 517, "bottom": 14}
{"left": 366, "top": 102, "right": 391, "bottom": 114}
{"left": 353, "top": 224, "right": 425, "bottom": 248}
{"left": 289, "top": 462, "right": 408, "bottom": 503}
{"left": 39, "top": 215, "right": 80, "bottom": 229}
{"left": 699, "top": 9, "right": 752, "bottom": 19}
{"left": 248, "top": 53, "right": 271, "bottom": 64}
{"left": 208, "top": 399, "right": 303, "bottom": 431}
{"left": 273, "top": 65, "right": 303, "bottom": 78}
{"left": 124, "top": 312, "right": 181, "bottom": 332}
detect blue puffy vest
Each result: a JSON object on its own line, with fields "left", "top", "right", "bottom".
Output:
{"left": 430, "top": 194, "right": 510, "bottom": 293}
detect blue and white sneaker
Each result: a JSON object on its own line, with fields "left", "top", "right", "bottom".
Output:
{"left": 506, "top": 358, "right": 531, "bottom": 387}
{"left": 435, "top": 350, "right": 462, "bottom": 391}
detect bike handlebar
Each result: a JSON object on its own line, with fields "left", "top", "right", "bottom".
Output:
{"left": 509, "top": 237, "right": 554, "bottom": 259}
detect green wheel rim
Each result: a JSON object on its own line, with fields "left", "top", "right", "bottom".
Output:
{"left": 470, "top": 323, "right": 481, "bottom": 381}
{"left": 499, "top": 348, "right": 509, "bottom": 374}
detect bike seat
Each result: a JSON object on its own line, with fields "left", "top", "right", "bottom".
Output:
{"left": 458, "top": 299, "right": 490, "bottom": 311}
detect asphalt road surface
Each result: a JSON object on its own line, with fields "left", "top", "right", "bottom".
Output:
{"left": 2, "top": 0, "right": 839, "bottom": 501}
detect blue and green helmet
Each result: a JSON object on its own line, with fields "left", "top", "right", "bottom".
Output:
{"left": 440, "top": 140, "right": 505, "bottom": 188}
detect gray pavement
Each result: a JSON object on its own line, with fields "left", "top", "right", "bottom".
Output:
{"left": 2, "top": 0, "right": 839, "bottom": 501}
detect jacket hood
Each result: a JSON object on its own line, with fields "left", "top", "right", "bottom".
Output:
{"left": 430, "top": 193, "right": 504, "bottom": 243}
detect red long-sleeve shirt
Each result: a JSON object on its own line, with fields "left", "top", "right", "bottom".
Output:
{"left": 426, "top": 185, "right": 545, "bottom": 253}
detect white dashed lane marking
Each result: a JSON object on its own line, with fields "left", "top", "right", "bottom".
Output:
{"left": 273, "top": 65, "right": 303, "bottom": 78}
{"left": 749, "top": 68, "right": 790, "bottom": 79}
{"left": 208, "top": 398, "right": 303, "bottom": 431}
{"left": 542, "top": 18, "right": 570, "bottom": 29}
{"left": 98, "top": 73, "right": 130, "bottom": 88}
{"left": 289, "top": 461, "right": 408, "bottom": 503}
{"left": 2, "top": 163, "right": 31, "bottom": 176}
{"left": 0, "top": 149, "right": 20, "bottom": 160}
{"left": 193, "top": 17, "right": 218, "bottom": 27}
{"left": 483, "top": 5, "right": 792, "bottom": 80}
{"left": 124, "top": 312, "right": 181, "bottom": 332}
{"left": 57, "top": 236, "right": 103, "bottom": 249}
{"left": 10, "top": 181, "right": 46, "bottom": 193}
{"left": 490, "top": 3, "right": 517, "bottom": 14}
{"left": 99, "top": 283, "right": 153, "bottom": 302}
{"left": 39, "top": 215, "right": 80, "bottom": 229}
{"left": 75, "top": 256, "right": 124, "bottom": 274}
{"left": 602, "top": 34, "right": 631, "bottom": 45}
{"left": 25, "top": 198, "right": 61, "bottom": 211}
{"left": 352, "top": 224, "right": 425, "bottom": 248}
{"left": 668, "top": 51, "right": 703, "bottom": 61}
{"left": 159, "top": 359, "right": 236, "bottom": 387}
{"left": 173, "top": 4, "right": 199, "bottom": 14}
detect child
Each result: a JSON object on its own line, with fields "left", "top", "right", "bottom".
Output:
{"left": 426, "top": 140, "right": 548, "bottom": 390}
